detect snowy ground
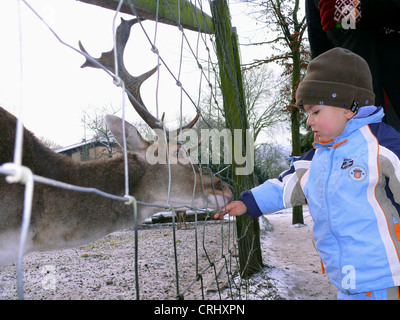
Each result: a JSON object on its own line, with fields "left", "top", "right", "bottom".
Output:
{"left": 0, "top": 208, "right": 337, "bottom": 300}
{"left": 256, "top": 209, "right": 337, "bottom": 300}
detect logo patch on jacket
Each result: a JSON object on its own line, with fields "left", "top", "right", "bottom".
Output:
{"left": 349, "top": 165, "right": 367, "bottom": 182}
{"left": 341, "top": 158, "right": 354, "bottom": 169}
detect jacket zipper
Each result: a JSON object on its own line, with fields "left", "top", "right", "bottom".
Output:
{"left": 324, "top": 146, "right": 347, "bottom": 292}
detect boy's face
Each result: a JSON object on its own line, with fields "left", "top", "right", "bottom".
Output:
{"left": 304, "top": 104, "right": 356, "bottom": 143}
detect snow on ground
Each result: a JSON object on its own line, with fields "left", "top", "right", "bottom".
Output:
{"left": 0, "top": 207, "right": 337, "bottom": 300}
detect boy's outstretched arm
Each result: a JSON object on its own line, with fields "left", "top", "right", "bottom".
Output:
{"left": 214, "top": 147, "right": 315, "bottom": 221}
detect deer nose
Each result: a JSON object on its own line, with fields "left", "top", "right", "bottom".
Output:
{"left": 224, "top": 184, "right": 235, "bottom": 202}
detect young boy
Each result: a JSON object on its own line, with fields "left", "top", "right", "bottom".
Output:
{"left": 217, "top": 47, "right": 400, "bottom": 300}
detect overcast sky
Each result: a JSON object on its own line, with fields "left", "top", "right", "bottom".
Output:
{"left": 0, "top": 0, "right": 273, "bottom": 147}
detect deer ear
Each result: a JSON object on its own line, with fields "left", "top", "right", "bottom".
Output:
{"left": 105, "top": 115, "right": 148, "bottom": 160}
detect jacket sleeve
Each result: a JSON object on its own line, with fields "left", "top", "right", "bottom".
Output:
{"left": 239, "top": 149, "right": 315, "bottom": 219}
{"left": 370, "top": 122, "right": 400, "bottom": 214}
{"left": 306, "top": 0, "right": 333, "bottom": 58}
{"left": 306, "top": 0, "right": 400, "bottom": 60}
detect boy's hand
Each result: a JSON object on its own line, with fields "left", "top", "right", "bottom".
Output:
{"left": 214, "top": 201, "right": 248, "bottom": 220}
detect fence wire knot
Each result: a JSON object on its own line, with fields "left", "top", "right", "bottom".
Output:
{"left": 2, "top": 163, "right": 32, "bottom": 185}
{"left": 113, "top": 76, "right": 123, "bottom": 87}
{"left": 124, "top": 195, "right": 135, "bottom": 206}
{"left": 151, "top": 45, "right": 159, "bottom": 55}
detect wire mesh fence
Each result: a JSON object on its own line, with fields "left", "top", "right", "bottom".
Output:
{"left": 0, "top": 0, "right": 264, "bottom": 300}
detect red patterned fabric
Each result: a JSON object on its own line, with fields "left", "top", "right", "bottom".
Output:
{"left": 319, "top": 0, "right": 362, "bottom": 31}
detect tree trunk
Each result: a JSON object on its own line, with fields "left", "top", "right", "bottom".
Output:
{"left": 211, "top": 0, "right": 263, "bottom": 278}
{"left": 290, "top": 32, "right": 304, "bottom": 225}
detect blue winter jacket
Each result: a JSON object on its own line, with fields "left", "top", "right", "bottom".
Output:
{"left": 240, "top": 106, "right": 400, "bottom": 294}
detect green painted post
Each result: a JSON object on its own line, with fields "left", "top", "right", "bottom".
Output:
{"left": 77, "top": 0, "right": 214, "bottom": 34}
{"left": 210, "top": 0, "right": 263, "bottom": 278}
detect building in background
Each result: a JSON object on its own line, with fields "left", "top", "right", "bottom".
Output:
{"left": 56, "top": 138, "right": 120, "bottom": 162}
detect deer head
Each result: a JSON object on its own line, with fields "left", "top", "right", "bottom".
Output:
{"left": 104, "top": 113, "right": 233, "bottom": 219}
{"left": 78, "top": 17, "right": 232, "bottom": 218}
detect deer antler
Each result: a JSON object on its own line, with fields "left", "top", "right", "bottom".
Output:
{"left": 79, "top": 18, "right": 200, "bottom": 136}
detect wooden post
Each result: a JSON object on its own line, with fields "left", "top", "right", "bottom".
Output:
{"left": 290, "top": 31, "right": 304, "bottom": 225}
{"left": 210, "top": 0, "right": 263, "bottom": 278}
{"left": 77, "top": 0, "right": 214, "bottom": 34}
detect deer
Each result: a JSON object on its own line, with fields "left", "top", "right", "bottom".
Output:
{"left": 0, "top": 18, "right": 233, "bottom": 266}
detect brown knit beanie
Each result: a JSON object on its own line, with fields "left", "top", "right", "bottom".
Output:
{"left": 296, "top": 48, "right": 375, "bottom": 112}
